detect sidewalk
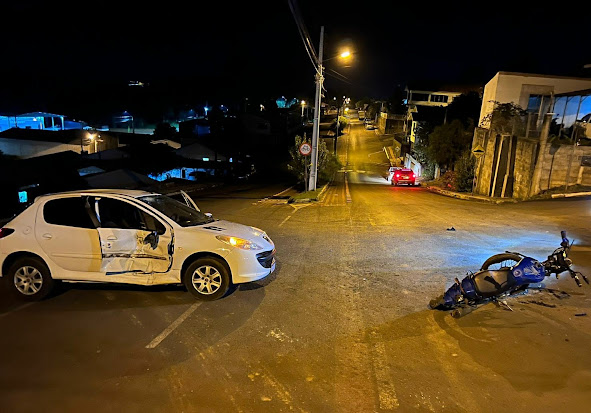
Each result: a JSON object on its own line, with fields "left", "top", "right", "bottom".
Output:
{"left": 427, "top": 185, "right": 591, "bottom": 203}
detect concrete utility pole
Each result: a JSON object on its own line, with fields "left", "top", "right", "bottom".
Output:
{"left": 308, "top": 26, "right": 324, "bottom": 192}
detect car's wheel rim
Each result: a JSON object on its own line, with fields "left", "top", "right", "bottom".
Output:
{"left": 14, "top": 266, "right": 43, "bottom": 296}
{"left": 192, "top": 265, "right": 222, "bottom": 295}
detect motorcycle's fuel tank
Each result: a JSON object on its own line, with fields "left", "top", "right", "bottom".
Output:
{"left": 511, "top": 257, "right": 545, "bottom": 283}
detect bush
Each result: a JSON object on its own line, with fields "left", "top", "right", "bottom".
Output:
{"left": 454, "top": 150, "right": 476, "bottom": 192}
{"left": 441, "top": 171, "right": 457, "bottom": 191}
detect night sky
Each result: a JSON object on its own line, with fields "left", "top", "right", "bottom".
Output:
{"left": 1, "top": 1, "right": 589, "bottom": 119}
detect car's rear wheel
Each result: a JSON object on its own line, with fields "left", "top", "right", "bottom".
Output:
{"left": 6, "top": 257, "right": 54, "bottom": 301}
{"left": 183, "top": 257, "right": 230, "bottom": 301}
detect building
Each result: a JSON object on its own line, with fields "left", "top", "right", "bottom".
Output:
{"left": 0, "top": 112, "right": 86, "bottom": 132}
{"left": 406, "top": 90, "right": 462, "bottom": 108}
{"left": 478, "top": 72, "right": 591, "bottom": 127}
{"left": 472, "top": 72, "right": 591, "bottom": 199}
{"left": 0, "top": 128, "right": 118, "bottom": 159}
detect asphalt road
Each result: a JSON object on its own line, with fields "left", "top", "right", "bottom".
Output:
{"left": 1, "top": 118, "right": 590, "bottom": 412}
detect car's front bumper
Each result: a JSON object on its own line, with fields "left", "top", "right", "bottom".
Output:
{"left": 226, "top": 248, "right": 276, "bottom": 284}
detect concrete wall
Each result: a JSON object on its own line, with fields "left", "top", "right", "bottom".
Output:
{"left": 473, "top": 126, "right": 591, "bottom": 199}
{"left": 479, "top": 72, "right": 591, "bottom": 126}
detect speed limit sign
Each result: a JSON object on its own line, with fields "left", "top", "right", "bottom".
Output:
{"left": 299, "top": 142, "right": 312, "bottom": 156}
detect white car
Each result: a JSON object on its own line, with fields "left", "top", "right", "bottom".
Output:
{"left": 0, "top": 189, "right": 275, "bottom": 301}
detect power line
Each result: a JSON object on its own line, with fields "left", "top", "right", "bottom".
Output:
{"left": 287, "top": 0, "right": 319, "bottom": 72}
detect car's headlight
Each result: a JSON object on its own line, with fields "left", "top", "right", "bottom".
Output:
{"left": 216, "top": 235, "right": 263, "bottom": 250}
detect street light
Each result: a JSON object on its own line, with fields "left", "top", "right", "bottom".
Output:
{"left": 301, "top": 100, "right": 306, "bottom": 119}
{"left": 308, "top": 28, "right": 353, "bottom": 191}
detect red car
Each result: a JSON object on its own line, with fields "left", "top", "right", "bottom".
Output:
{"left": 391, "top": 169, "right": 416, "bottom": 186}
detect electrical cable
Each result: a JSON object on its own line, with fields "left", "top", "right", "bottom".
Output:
{"left": 287, "top": 0, "right": 319, "bottom": 71}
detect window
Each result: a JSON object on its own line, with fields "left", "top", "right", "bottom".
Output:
{"left": 410, "top": 93, "right": 429, "bottom": 102}
{"left": 44, "top": 197, "right": 96, "bottom": 229}
{"left": 430, "top": 95, "right": 449, "bottom": 103}
{"left": 97, "top": 198, "right": 165, "bottom": 234}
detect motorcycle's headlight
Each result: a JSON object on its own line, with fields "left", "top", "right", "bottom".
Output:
{"left": 216, "top": 235, "right": 263, "bottom": 250}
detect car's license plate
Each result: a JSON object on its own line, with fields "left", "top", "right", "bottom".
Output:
{"left": 402, "top": 176, "right": 408, "bottom": 179}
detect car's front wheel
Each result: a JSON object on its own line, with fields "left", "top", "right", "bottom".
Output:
{"left": 5, "top": 257, "right": 55, "bottom": 301}
{"left": 183, "top": 257, "right": 231, "bottom": 301}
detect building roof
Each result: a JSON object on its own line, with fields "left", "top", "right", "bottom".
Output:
{"left": 496, "top": 71, "right": 591, "bottom": 81}
{"left": 16, "top": 112, "right": 67, "bottom": 118}
{"left": 0, "top": 128, "right": 85, "bottom": 144}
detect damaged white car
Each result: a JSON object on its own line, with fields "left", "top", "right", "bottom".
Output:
{"left": 0, "top": 189, "right": 275, "bottom": 301}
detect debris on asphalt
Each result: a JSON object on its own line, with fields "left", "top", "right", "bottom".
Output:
{"left": 574, "top": 313, "right": 587, "bottom": 317}
{"left": 446, "top": 227, "right": 456, "bottom": 231}
{"left": 521, "top": 300, "right": 557, "bottom": 308}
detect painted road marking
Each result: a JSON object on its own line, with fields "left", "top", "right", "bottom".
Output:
{"left": 278, "top": 215, "right": 292, "bottom": 227}
{"left": 0, "top": 302, "right": 35, "bottom": 320}
{"left": 372, "top": 340, "right": 399, "bottom": 410}
{"left": 345, "top": 173, "right": 352, "bottom": 203}
{"left": 145, "top": 302, "right": 201, "bottom": 349}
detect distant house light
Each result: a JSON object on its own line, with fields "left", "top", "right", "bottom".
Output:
{"left": 203, "top": 157, "right": 210, "bottom": 161}
{"left": 18, "top": 191, "right": 28, "bottom": 203}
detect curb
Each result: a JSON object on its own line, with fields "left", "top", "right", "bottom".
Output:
{"left": 550, "top": 191, "right": 591, "bottom": 199}
{"left": 426, "top": 186, "right": 517, "bottom": 204}
{"left": 287, "top": 182, "right": 330, "bottom": 204}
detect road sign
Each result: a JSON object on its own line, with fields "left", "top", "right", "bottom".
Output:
{"left": 299, "top": 142, "right": 312, "bottom": 156}
{"left": 472, "top": 144, "right": 485, "bottom": 158}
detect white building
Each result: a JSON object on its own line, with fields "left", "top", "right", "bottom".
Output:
{"left": 479, "top": 72, "right": 591, "bottom": 127}
{"left": 406, "top": 90, "right": 462, "bottom": 108}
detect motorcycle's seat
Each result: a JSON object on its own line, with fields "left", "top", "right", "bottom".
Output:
{"left": 473, "top": 270, "right": 516, "bottom": 298}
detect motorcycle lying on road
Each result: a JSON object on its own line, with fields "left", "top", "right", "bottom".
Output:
{"left": 429, "top": 231, "right": 588, "bottom": 318}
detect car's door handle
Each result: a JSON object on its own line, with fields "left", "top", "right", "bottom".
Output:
{"left": 107, "top": 236, "right": 118, "bottom": 241}
{"left": 42, "top": 233, "right": 52, "bottom": 240}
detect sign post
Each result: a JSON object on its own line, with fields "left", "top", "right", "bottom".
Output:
{"left": 300, "top": 142, "right": 312, "bottom": 192}
{"left": 471, "top": 144, "right": 485, "bottom": 194}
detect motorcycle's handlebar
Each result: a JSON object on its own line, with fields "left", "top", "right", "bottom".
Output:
{"left": 561, "top": 230, "right": 569, "bottom": 248}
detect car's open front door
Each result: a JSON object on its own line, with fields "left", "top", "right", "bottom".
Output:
{"left": 97, "top": 228, "right": 172, "bottom": 275}
{"left": 95, "top": 197, "right": 174, "bottom": 277}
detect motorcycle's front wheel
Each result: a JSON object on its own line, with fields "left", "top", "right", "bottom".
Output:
{"left": 480, "top": 253, "right": 521, "bottom": 271}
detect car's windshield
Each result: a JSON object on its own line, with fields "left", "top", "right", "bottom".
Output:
{"left": 139, "top": 195, "right": 215, "bottom": 227}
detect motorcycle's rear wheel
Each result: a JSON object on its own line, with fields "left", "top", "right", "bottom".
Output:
{"left": 480, "top": 253, "right": 521, "bottom": 271}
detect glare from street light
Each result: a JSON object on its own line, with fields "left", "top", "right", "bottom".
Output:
{"left": 301, "top": 100, "right": 306, "bottom": 106}
{"left": 340, "top": 50, "right": 351, "bottom": 58}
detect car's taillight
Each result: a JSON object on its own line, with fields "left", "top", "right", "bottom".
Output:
{"left": 395, "top": 174, "right": 400, "bottom": 178}
{"left": 0, "top": 228, "right": 15, "bottom": 239}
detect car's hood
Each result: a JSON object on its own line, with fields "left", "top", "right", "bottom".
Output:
{"left": 190, "top": 220, "right": 274, "bottom": 248}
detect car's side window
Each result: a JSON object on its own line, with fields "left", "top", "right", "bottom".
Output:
{"left": 97, "top": 198, "right": 165, "bottom": 234}
{"left": 97, "top": 198, "right": 143, "bottom": 230}
{"left": 43, "top": 197, "right": 97, "bottom": 229}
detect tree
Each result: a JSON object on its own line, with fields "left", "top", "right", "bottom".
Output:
{"left": 386, "top": 87, "right": 407, "bottom": 115}
{"left": 411, "top": 124, "right": 436, "bottom": 180}
{"left": 480, "top": 102, "right": 526, "bottom": 134}
{"left": 427, "top": 119, "right": 472, "bottom": 169}
{"left": 287, "top": 135, "right": 340, "bottom": 189}
{"left": 153, "top": 122, "right": 178, "bottom": 140}
{"left": 445, "top": 91, "right": 482, "bottom": 130}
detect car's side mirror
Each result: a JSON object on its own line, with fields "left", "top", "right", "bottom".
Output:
{"left": 143, "top": 231, "right": 159, "bottom": 250}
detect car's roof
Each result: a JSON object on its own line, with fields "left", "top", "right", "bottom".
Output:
{"left": 35, "top": 189, "right": 160, "bottom": 201}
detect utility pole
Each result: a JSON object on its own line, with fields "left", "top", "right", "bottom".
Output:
{"left": 308, "top": 26, "right": 324, "bottom": 192}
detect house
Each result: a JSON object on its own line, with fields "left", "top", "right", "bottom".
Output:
{"left": 0, "top": 112, "right": 86, "bottom": 132}
{"left": 472, "top": 72, "right": 591, "bottom": 199}
{"left": 406, "top": 89, "right": 462, "bottom": 108}
{"left": 0, "top": 128, "right": 119, "bottom": 159}
{"left": 478, "top": 72, "right": 591, "bottom": 127}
